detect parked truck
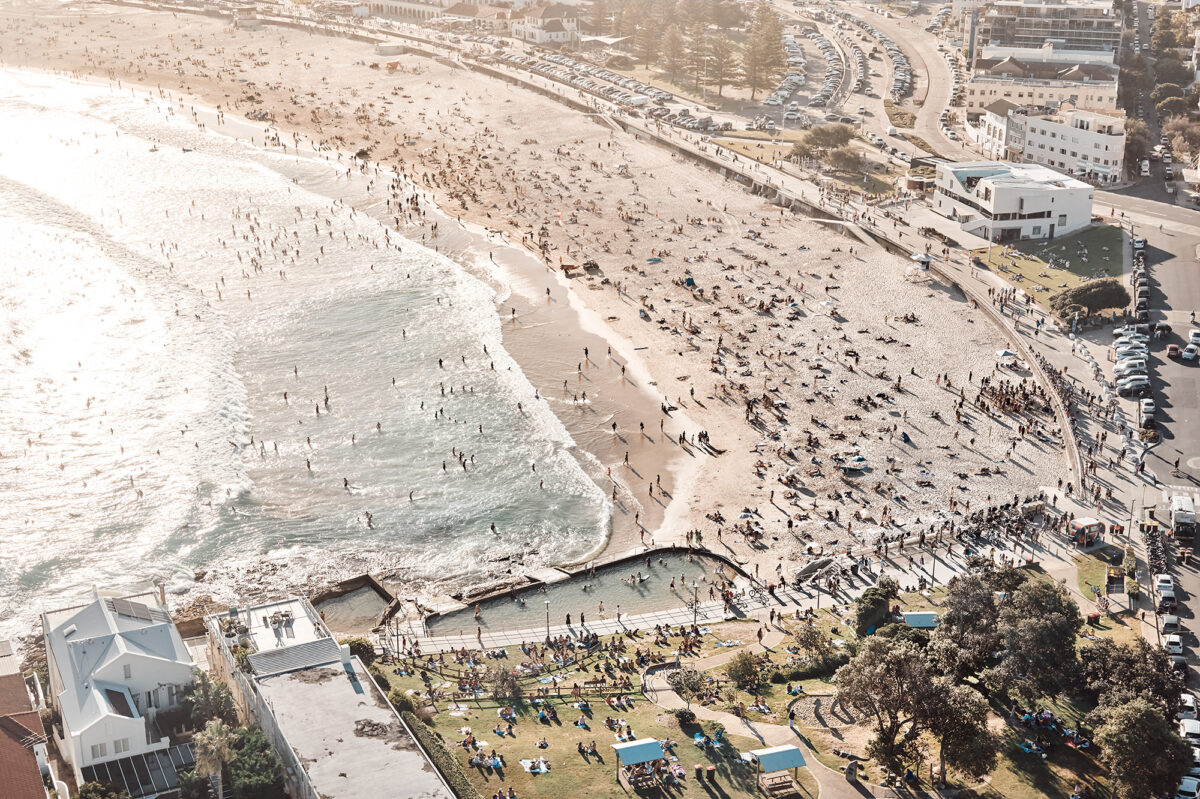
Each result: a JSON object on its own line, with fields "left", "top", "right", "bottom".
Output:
{"left": 1172, "top": 494, "right": 1196, "bottom": 546}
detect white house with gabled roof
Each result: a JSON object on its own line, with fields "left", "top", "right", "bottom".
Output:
{"left": 42, "top": 589, "right": 194, "bottom": 784}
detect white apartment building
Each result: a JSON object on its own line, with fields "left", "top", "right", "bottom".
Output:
{"left": 511, "top": 3, "right": 579, "bottom": 45}
{"left": 966, "top": 56, "right": 1118, "bottom": 114}
{"left": 42, "top": 591, "right": 195, "bottom": 786}
{"left": 933, "top": 160, "right": 1094, "bottom": 241}
{"left": 978, "top": 101, "right": 1125, "bottom": 184}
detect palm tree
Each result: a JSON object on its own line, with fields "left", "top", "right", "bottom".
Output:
{"left": 193, "top": 719, "right": 238, "bottom": 799}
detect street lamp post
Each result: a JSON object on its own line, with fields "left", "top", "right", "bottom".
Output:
{"left": 545, "top": 600, "right": 550, "bottom": 643}
{"left": 691, "top": 581, "right": 700, "bottom": 627}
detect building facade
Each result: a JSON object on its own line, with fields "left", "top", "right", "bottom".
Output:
{"left": 933, "top": 160, "right": 1094, "bottom": 241}
{"left": 42, "top": 591, "right": 194, "bottom": 784}
{"left": 976, "top": 0, "right": 1122, "bottom": 54}
{"left": 965, "top": 56, "right": 1118, "bottom": 114}
{"left": 978, "top": 101, "right": 1125, "bottom": 183}
{"left": 511, "top": 3, "right": 579, "bottom": 44}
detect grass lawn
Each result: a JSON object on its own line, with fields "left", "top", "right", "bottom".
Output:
{"left": 971, "top": 224, "right": 1124, "bottom": 309}
{"left": 371, "top": 618, "right": 822, "bottom": 799}
{"left": 905, "top": 134, "right": 940, "bottom": 157}
{"left": 714, "top": 137, "right": 792, "bottom": 164}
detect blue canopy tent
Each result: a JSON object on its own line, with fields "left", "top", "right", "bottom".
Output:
{"left": 612, "top": 738, "right": 665, "bottom": 788}
{"left": 742, "top": 745, "right": 807, "bottom": 794}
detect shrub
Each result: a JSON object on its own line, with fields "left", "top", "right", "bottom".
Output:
{"left": 1126, "top": 578, "right": 1141, "bottom": 599}
{"left": 229, "top": 726, "right": 284, "bottom": 799}
{"left": 388, "top": 686, "right": 417, "bottom": 714}
{"left": 401, "top": 710, "right": 482, "bottom": 799}
{"left": 338, "top": 636, "right": 377, "bottom": 666}
{"left": 674, "top": 708, "right": 696, "bottom": 725}
{"left": 725, "top": 651, "right": 759, "bottom": 688}
{"left": 1049, "top": 278, "right": 1130, "bottom": 318}
{"left": 769, "top": 669, "right": 788, "bottom": 684}
{"left": 1124, "top": 546, "right": 1138, "bottom": 578}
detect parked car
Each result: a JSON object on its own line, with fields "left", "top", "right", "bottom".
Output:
{"left": 1181, "top": 693, "right": 1199, "bottom": 721}
{"left": 1168, "top": 634, "right": 1186, "bottom": 655}
{"left": 1169, "top": 344, "right": 1182, "bottom": 358}
{"left": 1185, "top": 344, "right": 1199, "bottom": 361}
{"left": 1160, "top": 574, "right": 1177, "bottom": 594}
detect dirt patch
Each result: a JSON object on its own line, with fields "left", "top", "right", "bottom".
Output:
{"left": 290, "top": 667, "right": 340, "bottom": 685}
{"left": 791, "top": 696, "right": 861, "bottom": 729}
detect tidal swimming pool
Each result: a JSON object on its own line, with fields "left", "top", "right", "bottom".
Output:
{"left": 424, "top": 550, "right": 740, "bottom": 637}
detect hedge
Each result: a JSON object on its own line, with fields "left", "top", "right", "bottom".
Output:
{"left": 400, "top": 710, "right": 482, "bottom": 799}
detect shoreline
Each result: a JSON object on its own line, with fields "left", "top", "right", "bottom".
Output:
{"left": 1, "top": 1, "right": 1069, "bottom": 628}
{"left": 0, "top": 62, "right": 694, "bottom": 600}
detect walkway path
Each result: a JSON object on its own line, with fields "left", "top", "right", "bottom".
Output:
{"left": 640, "top": 630, "right": 869, "bottom": 799}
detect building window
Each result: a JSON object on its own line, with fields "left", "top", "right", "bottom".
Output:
{"left": 1033, "top": 226, "right": 1042, "bottom": 235}
{"left": 123, "top": 664, "right": 131, "bottom": 680}
{"left": 1059, "top": 214, "right": 1067, "bottom": 227}
{"left": 114, "top": 738, "right": 130, "bottom": 755}
{"left": 91, "top": 743, "right": 107, "bottom": 760}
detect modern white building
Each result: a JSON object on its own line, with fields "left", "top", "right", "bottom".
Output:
{"left": 42, "top": 591, "right": 195, "bottom": 788}
{"left": 933, "top": 160, "right": 1094, "bottom": 241}
{"left": 978, "top": 101, "right": 1125, "bottom": 184}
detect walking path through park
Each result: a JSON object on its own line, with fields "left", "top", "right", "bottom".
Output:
{"left": 640, "top": 629, "right": 868, "bottom": 799}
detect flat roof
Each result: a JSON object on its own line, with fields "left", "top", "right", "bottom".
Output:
{"left": 255, "top": 659, "right": 453, "bottom": 799}
{"left": 224, "top": 597, "right": 329, "bottom": 652}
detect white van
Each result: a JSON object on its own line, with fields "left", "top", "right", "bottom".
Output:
{"left": 1142, "top": 159, "right": 1151, "bottom": 176}
{"left": 886, "top": 125, "right": 899, "bottom": 135}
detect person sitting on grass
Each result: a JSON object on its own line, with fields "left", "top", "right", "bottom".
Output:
{"left": 537, "top": 736, "right": 548, "bottom": 749}
{"left": 576, "top": 715, "right": 589, "bottom": 729}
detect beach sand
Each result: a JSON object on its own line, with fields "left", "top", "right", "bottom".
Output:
{"left": 0, "top": 1, "right": 1067, "bottom": 590}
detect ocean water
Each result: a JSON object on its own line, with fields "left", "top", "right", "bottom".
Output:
{"left": 0, "top": 70, "right": 609, "bottom": 638}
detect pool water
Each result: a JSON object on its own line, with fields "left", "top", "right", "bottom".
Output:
{"left": 424, "top": 551, "right": 737, "bottom": 637}
{"left": 315, "top": 587, "right": 391, "bottom": 633}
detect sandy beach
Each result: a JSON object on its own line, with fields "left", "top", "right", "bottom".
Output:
{"left": 0, "top": 0, "right": 1068, "bottom": 600}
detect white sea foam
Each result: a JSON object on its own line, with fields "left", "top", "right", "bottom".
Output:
{"left": 0, "top": 70, "right": 608, "bottom": 637}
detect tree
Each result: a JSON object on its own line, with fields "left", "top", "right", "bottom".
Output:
{"left": 1079, "top": 638, "right": 1182, "bottom": 719}
{"left": 1156, "top": 58, "right": 1193, "bottom": 88}
{"left": 1091, "top": 698, "right": 1191, "bottom": 799}
{"left": 806, "top": 123, "right": 855, "bottom": 150}
{"left": 663, "top": 25, "right": 686, "bottom": 82}
{"left": 793, "top": 624, "right": 833, "bottom": 666}
{"left": 1157, "top": 96, "right": 1191, "bottom": 120}
{"left": 183, "top": 668, "right": 238, "bottom": 727}
{"left": 854, "top": 575, "right": 899, "bottom": 637}
{"left": 588, "top": 0, "right": 610, "bottom": 34}
{"left": 927, "top": 574, "right": 1001, "bottom": 682}
{"left": 1124, "top": 118, "right": 1150, "bottom": 168}
{"left": 667, "top": 666, "right": 706, "bottom": 708}
{"left": 1151, "top": 16, "right": 1180, "bottom": 52}
{"left": 835, "top": 637, "right": 941, "bottom": 769}
{"left": 740, "top": 0, "right": 785, "bottom": 99}
{"left": 486, "top": 666, "right": 523, "bottom": 701}
{"left": 1151, "top": 83, "right": 1185, "bottom": 105}
{"left": 705, "top": 32, "right": 736, "bottom": 96}
{"left": 926, "top": 680, "right": 997, "bottom": 781}
{"left": 726, "top": 650, "right": 760, "bottom": 688}
{"left": 984, "top": 579, "right": 1081, "bottom": 698}
{"left": 78, "top": 784, "right": 131, "bottom": 799}
{"left": 194, "top": 719, "right": 238, "bottom": 799}
{"left": 827, "top": 146, "right": 863, "bottom": 174}
{"left": 229, "top": 725, "right": 285, "bottom": 799}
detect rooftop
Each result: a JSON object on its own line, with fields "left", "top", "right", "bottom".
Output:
{"left": 220, "top": 597, "right": 329, "bottom": 654}
{"left": 256, "top": 660, "right": 454, "bottom": 799}
{"left": 43, "top": 590, "right": 192, "bottom": 740}
{"left": 943, "top": 160, "right": 1091, "bottom": 190}
{"left": 0, "top": 670, "right": 44, "bottom": 799}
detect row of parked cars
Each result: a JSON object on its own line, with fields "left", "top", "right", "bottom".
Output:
{"left": 1112, "top": 239, "right": 1159, "bottom": 402}
{"left": 803, "top": 30, "right": 845, "bottom": 109}
{"left": 1160, "top": 571, "right": 1200, "bottom": 798}
{"left": 496, "top": 51, "right": 672, "bottom": 110}
{"left": 925, "top": 5, "right": 953, "bottom": 33}
{"left": 830, "top": 8, "right": 911, "bottom": 100}
{"left": 763, "top": 33, "right": 808, "bottom": 108}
